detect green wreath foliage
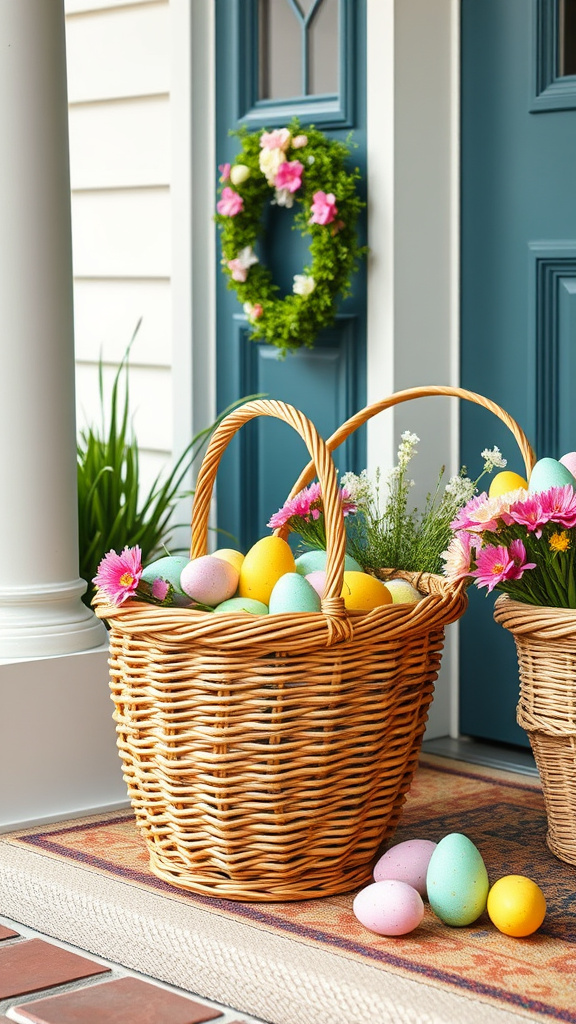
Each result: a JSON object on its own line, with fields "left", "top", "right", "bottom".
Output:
{"left": 215, "top": 120, "right": 366, "bottom": 357}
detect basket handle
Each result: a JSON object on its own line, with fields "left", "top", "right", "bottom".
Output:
{"left": 286, "top": 385, "right": 537, "bottom": 499}
{"left": 190, "top": 399, "right": 348, "bottom": 615}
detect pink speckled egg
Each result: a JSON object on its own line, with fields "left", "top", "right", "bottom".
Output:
{"left": 353, "top": 880, "right": 425, "bottom": 936}
{"left": 560, "top": 452, "right": 576, "bottom": 479}
{"left": 305, "top": 570, "right": 327, "bottom": 598}
{"left": 373, "top": 839, "right": 437, "bottom": 896}
{"left": 180, "top": 555, "right": 239, "bottom": 606}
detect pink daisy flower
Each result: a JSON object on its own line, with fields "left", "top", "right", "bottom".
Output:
{"left": 92, "top": 546, "right": 143, "bottom": 605}
{"left": 450, "top": 493, "right": 508, "bottom": 534}
{"left": 507, "top": 539, "right": 537, "bottom": 580}
{"left": 267, "top": 483, "right": 357, "bottom": 530}
{"left": 260, "top": 128, "right": 291, "bottom": 151}
{"left": 538, "top": 484, "right": 576, "bottom": 529}
{"left": 470, "top": 544, "right": 516, "bottom": 593}
{"left": 441, "top": 531, "right": 478, "bottom": 582}
{"left": 274, "top": 159, "right": 304, "bottom": 193}
{"left": 506, "top": 492, "right": 546, "bottom": 538}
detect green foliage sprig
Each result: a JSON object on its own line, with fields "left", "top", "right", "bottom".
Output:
{"left": 215, "top": 120, "right": 367, "bottom": 356}
{"left": 77, "top": 328, "right": 250, "bottom": 607}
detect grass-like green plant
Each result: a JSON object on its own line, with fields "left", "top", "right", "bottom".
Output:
{"left": 77, "top": 329, "right": 249, "bottom": 606}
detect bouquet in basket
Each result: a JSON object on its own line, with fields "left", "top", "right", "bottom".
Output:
{"left": 442, "top": 454, "right": 576, "bottom": 609}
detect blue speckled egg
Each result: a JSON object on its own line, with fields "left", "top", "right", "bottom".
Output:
{"left": 528, "top": 457, "right": 576, "bottom": 493}
{"left": 294, "top": 549, "right": 362, "bottom": 575}
{"left": 426, "top": 833, "right": 489, "bottom": 926}
{"left": 269, "top": 572, "right": 322, "bottom": 614}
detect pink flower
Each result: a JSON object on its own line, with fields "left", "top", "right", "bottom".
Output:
{"left": 260, "top": 128, "right": 291, "bottom": 151}
{"left": 216, "top": 186, "right": 244, "bottom": 217}
{"left": 274, "top": 159, "right": 304, "bottom": 193}
{"left": 470, "top": 544, "right": 516, "bottom": 592}
{"left": 506, "top": 492, "right": 546, "bottom": 538}
{"left": 538, "top": 484, "right": 576, "bottom": 529}
{"left": 218, "top": 163, "right": 231, "bottom": 182}
{"left": 151, "top": 577, "right": 170, "bottom": 602}
{"left": 267, "top": 483, "right": 356, "bottom": 530}
{"left": 310, "top": 191, "right": 338, "bottom": 226}
{"left": 92, "top": 546, "right": 143, "bottom": 605}
{"left": 450, "top": 493, "right": 508, "bottom": 534}
{"left": 441, "top": 531, "right": 477, "bottom": 581}
{"left": 291, "top": 134, "right": 308, "bottom": 149}
{"left": 227, "top": 258, "right": 249, "bottom": 282}
{"left": 507, "top": 539, "right": 537, "bottom": 580}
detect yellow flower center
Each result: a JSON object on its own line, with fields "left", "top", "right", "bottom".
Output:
{"left": 549, "top": 531, "right": 570, "bottom": 553}
{"left": 119, "top": 572, "right": 135, "bottom": 587}
{"left": 492, "top": 562, "right": 504, "bottom": 575}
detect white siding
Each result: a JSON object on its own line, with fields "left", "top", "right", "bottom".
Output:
{"left": 65, "top": 0, "right": 173, "bottom": 481}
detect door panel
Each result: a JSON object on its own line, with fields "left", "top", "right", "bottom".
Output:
{"left": 215, "top": 0, "right": 366, "bottom": 552}
{"left": 460, "top": 0, "right": 576, "bottom": 745}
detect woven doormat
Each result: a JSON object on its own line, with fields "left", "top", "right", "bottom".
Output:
{"left": 1, "top": 755, "right": 575, "bottom": 1024}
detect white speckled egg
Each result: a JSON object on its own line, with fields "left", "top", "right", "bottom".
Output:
{"left": 426, "top": 833, "right": 489, "bottom": 926}
{"left": 383, "top": 579, "right": 422, "bottom": 605}
{"left": 268, "top": 572, "right": 321, "bottom": 614}
{"left": 374, "top": 839, "right": 437, "bottom": 896}
{"left": 294, "top": 549, "right": 362, "bottom": 575}
{"left": 528, "top": 457, "right": 576, "bottom": 493}
{"left": 180, "top": 555, "right": 239, "bottom": 606}
{"left": 353, "top": 880, "right": 425, "bottom": 936}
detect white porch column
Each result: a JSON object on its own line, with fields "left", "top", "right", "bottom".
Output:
{"left": 0, "top": 0, "right": 106, "bottom": 658}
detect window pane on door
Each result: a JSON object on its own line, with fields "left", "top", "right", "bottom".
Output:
{"left": 559, "top": 0, "right": 576, "bottom": 76}
{"left": 309, "top": 0, "right": 339, "bottom": 94}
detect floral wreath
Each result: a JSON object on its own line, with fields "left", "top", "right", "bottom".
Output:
{"left": 215, "top": 121, "right": 366, "bottom": 356}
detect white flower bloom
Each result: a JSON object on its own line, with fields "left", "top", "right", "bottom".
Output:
{"left": 396, "top": 431, "right": 419, "bottom": 469}
{"left": 259, "top": 147, "right": 286, "bottom": 184}
{"left": 293, "top": 274, "right": 315, "bottom": 296}
{"left": 444, "top": 475, "right": 476, "bottom": 502}
{"left": 340, "top": 469, "right": 373, "bottom": 507}
{"left": 481, "top": 446, "right": 507, "bottom": 471}
{"left": 236, "top": 246, "right": 259, "bottom": 271}
{"left": 274, "top": 188, "right": 295, "bottom": 208}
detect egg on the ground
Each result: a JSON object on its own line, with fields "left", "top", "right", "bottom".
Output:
{"left": 353, "top": 880, "right": 425, "bottom": 936}
{"left": 374, "top": 839, "right": 437, "bottom": 896}
{"left": 426, "top": 833, "right": 489, "bottom": 926}
{"left": 487, "top": 875, "right": 546, "bottom": 937}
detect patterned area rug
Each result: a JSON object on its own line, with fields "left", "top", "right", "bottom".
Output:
{"left": 2, "top": 755, "right": 575, "bottom": 1024}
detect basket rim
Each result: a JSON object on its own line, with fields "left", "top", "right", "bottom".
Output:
{"left": 494, "top": 592, "right": 576, "bottom": 639}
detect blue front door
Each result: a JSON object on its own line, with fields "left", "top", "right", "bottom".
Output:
{"left": 460, "top": 0, "right": 576, "bottom": 745}
{"left": 215, "top": 0, "right": 367, "bottom": 552}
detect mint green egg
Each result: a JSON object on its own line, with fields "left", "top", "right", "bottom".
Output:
{"left": 528, "top": 457, "right": 576, "bottom": 493}
{"left": 426, "top": 833, "right": 489, "bottom": 926}
{"left": 141, "top": 555, "right": 189, "bottom": 595}
{"left": 294, "top": 549, "right": 363, "bottom": 575}
{"left": 269, "top": 572, "right": 322, "bottom": 614}
{"left": 213, "top": 597, "right": 268, "bottom": 614}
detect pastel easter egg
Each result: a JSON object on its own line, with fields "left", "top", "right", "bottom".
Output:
{"left": 426, "top": 833, "right": 489, "bottom": 926}
{"left": 212, "top": 548, "right": 245, "bottom": 574}
{"left": 180, "top": 555, "right": 239, "bottom": 606}
{"left": 141, "top": 555, "right": 189, "bottom": 595}
{"left": 341, "top": 571, "right": 392, "bottom": 612}
{"left": 238, "top": 536, "right": 296, "bottom": 605}
{"left": 294, "top": 549, "right": 363, "bottom": 576}
{"left": 353, "top": 880, "right": 425, "bottom": 936}
{"left": 528, "top": 457, "right": 576, "bottom": 493}
{"left": 268, "top": 572, "right": 321, "bottom": 614}
{"left": 488, "top": 470, "right": 528, "bottom": 497}
{"left": 374, "top": 839, "right": 437, "bottom": 896}
{"left": 487, "top": 875, "right": 546, "bottom": 937}
{"left": 560, "top": 452, "right": 576, "bottom": 478}
{"left": 383, "top": 579, "right": 422, "bottom": 605}
{"left": 305, "top": 570, "right": 327, "bottom": 597}
{"left": 213, "top": 596, "right": 268, "bottom": 615}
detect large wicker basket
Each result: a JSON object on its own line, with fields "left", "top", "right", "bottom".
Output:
{"left": 494, "top": 596, "right": 576, "bottom": 867}
{"left": 96, "top": 388, "right": 533, "bottom": 901}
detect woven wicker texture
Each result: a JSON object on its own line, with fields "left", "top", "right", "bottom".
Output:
{"left": 97, "top": 392, "right": 531, "bottom": 901}
{"left": 494, "top": 595, "right": 576, "bottom": 867}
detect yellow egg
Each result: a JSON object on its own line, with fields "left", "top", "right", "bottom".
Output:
{"left": 487, "top": 875, "right": 546, "bottom": 937}
{"left": 212, "top": 548, "right": 245, "bottom": 574}
{"left": 488, "top": 471, "right": 528, "bottom": 497}
{"left": 238, "top": 536, "right": 296, "bottom": 605}
{"left": 341, "top": 571, "right": 392, "bottom": 611}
